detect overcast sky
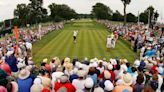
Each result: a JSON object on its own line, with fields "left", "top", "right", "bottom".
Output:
{"left": 0, "top": 0, "right": 164, "bottom": 23}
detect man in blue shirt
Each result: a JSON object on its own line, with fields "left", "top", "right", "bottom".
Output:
{"left": 5, "top": 51, "right": 18, "bottom": 73}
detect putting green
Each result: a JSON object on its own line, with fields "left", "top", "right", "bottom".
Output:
{"left": 32, "top": 19, "right": 136, "bottom": 65}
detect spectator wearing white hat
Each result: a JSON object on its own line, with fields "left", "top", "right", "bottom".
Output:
{"left": 54, "top": 75, "right": 76, "bottom": 92}
{"left": 17, "top": 69, "right": 33, "bottom": 92}
{"left": 93, "top": 87, "right": 104, "bottom": 92}
{"left": 51, "top": 72, "right": 64, "bottom": 92}
{"left": 113, "top": 73, "right": 133, "bottom": 92}
{"left": 72, "top": 70, "right": 86, "bottom": 91}
{"left": 99, "top": 64, "right": 115, "bottom": 82}
{"left": 104, "top": 80, "right": 114, "bottom": 92}
{"left": 30, "top": 77, "right": 43, "bottom": 92}
{"left": 83, "top": 77, "right": 94, "bottom": 92}
{"left": 99, "top": 70, "right": 112, "bottom": 89}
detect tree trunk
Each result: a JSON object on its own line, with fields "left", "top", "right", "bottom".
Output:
{"left": 123, "top": 4, "right": 127, "bottom": 26}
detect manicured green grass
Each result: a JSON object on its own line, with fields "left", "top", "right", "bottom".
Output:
{"left": 32, "top": 19, "right": 136, "bottom": 65}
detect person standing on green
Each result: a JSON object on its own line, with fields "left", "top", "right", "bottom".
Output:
{"left": 111, "top": 33, "right": 115, "bottom": 48}
{"left": 111, "top": 33, "right": 114, "bottom": 39}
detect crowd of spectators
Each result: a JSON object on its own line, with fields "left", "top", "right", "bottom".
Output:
{"left": 0, "top": 20, "right": 163, "bottom": 92}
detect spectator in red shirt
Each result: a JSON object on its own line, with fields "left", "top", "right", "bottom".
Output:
{"left": 99, "top": 64, "right": 115, "bottom": 82}
{"left": 54, "top": 75, "right": 76, "bottom": 92}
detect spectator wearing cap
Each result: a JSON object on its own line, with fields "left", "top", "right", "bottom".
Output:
{"left": 93, "top": 87, "right": 104, "bottom": 92}
{"left": 104, "top": 80, "right": 114, "bottom": 92}
{"left": 51, "top": 71, "right": 64, "bottom": 92}
{"left": 54, "top": 75, "right": 76, "bottom": 92}
{"left": 99, "top": 70, "right": 112, "bottom": 89}
{"left": 89, "top": 61, "right": 100, "bottom": 76}
{"left": 113, "top": 73, "right": 133, "bottom": 92}
{"left": 99, "top": 64, "right": 115, "bottom": 82}
{"left": 133, "top": 73, "right": 144, "bottom": 92}
{"left": 83, "top": 77, "right": 94, "bottom": 92}
{"left": 30, "top": 77, "right": 43, "bottom": 92}
{"left": 25, "top": 65, "right": 36, "bottom": 80}
{"left": 72, "top": 70, "right": 86, "bottom": 91}
{"left": 17, "top": 69, "right": 33, "bottom": 92}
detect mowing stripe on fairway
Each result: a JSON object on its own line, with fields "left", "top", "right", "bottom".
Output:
{"left": 92, "top": 29, "right": 105, "bottom": 59}
{"left": 32, "top": 30, "right": 62, "bottom": 55}
{"left": 88, "top": 30, "right": 96, "bottom": 58}
{"left": 84, "top": 30, "right": 91, "bottom": 58}
{"left": 34, "top": 30, "right": 69, "bottom": 62}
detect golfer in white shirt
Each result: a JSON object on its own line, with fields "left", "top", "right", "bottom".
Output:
{"left": 73, "top": 30, "right": 78, "bottom": 43}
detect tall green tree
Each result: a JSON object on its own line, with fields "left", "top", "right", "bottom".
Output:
{"left": 112, "top": 10, "right": 123, "bottom": 21}
{"left": 153, "top": 10, "right": 159, "bottom": 24}
{"left": 28, "top": 0, "right": 48, "bottom": 24}
{"left": 92, "top": 3, "right": 112, "bottom": 20}
{"left": 14, "top": 4, "right": 29, "bottom": 26}
{"left": 139, "top": 12, "right": 148, "bottom": 24}
{"left": 139, "top": 6, "right": 159, "bottom": 27}
{"left": 49, "top": 3, "right": 77, "bottom": 22}
{"left": 14, "top": 0, "right": 48, "bottom": 26}
{"left": 127, "top": 13, "right": 137, "bottom": 22}
{"left": 121, "top": 0, "right": 131, "bottom": 25}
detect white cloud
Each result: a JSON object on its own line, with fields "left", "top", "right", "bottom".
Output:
{"left": 0, "top": 2, "right": 2, "bottom": 5}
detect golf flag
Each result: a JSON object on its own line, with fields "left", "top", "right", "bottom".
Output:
{"left": 14, "top": 26, "right": 19, "bottom": 43}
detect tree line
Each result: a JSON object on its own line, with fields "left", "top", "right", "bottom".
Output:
{"left": 0, "top": 0, "right": 160, "bottom": 29}
{"left": 92, "top": 2, "right": 159, "bottom": 26}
